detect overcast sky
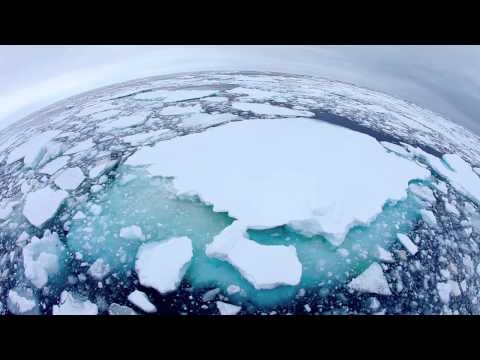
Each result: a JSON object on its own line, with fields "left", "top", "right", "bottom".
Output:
{"left": 0, "top": 45, "right": 479, "bottom": 134}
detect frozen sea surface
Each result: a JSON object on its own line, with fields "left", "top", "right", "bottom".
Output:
{"left": 1, "top": 71, "right": 480, "bottom": 315}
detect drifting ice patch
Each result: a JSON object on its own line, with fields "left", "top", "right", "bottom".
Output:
{"left": 348, "top": 262, "right": 392, "bottom": 296}
{"left": 119, "top": 225, "right": 145, "bottom": 241}
{"left": 134, "top": 89, "right": 217, "bottom": 102}
{"left": 127, "top": 290, "right": 157, "bottom": 313}
{"left": 6, "top": 130, "right": 62, "bottom": 168}
{"left": 216, "top": 301, "right": 241, "bottom": 315}
{"left": 39, "top": 156, "right": 69, "bottom": 175}
{"left": 23, "top": 187, "right": 68, "bottom": 227}
{"left": 22, "top": 230, "right": 65, "bottom": 289}
{"left": 135, "top": 236, "right": 193, "bottom": 294}
{"left": 54, "top": 167, "right": 85, "bottom": 191}
{"left": 206, "top": 221, "right": 302, "bottom": 290}
{"left": 52, "top": 291, "right": 98, "bottom": 315}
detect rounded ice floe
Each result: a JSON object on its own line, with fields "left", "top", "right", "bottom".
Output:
{"left": 135, "top": 237, "right": 193, "bottom": 294}
{"left": 54, "top": 167, "right": 85, "bottom": 191}
{"left": 127, "top": 290, "right": 156, "bottom": 313}
{"left": 126, "top": 117, "right": 429, "bottom": 246}
{"left": 22, "top": 230, "right": 65, "bottom": 289}
{"left": 52, "top": 291, "right": 98, "bottom": 315}
{"left": 437, "top": 280, "right": 461, "bottom": 304}
{"left": 216, "top": 301, "right": 241, "bottom": 315}
{"left": 108, "top": 303, "right": 137, "bottom": 315}
{"left": 206, "top": 221, "right": 302, "bottom": 290}
{"left": 87, "top": 258, "right": 111, "bottom": 280}
{"left": 119, "top": 225, "right": 145, "bottom": 241}
{"left": 348, "top": 262, "right": 392, "bottom": 296}
{"left": 7, "top": 288, "right": 38, "bottom": 315}
{"left": 23, "top": 187, "right": 68, "bottom": 227}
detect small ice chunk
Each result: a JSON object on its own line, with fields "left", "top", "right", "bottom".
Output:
{"left": 22, "top": 230, "right": 65, "bottom": 288}
{"left": 420, "top": 209, "right": 438, "bottom": 228}
{"left": 54, "top": 167, "right": 85, "bottom": 191}
{"left": 226, "top": 285, "right": 241, "bottom": 295}
{"left": 375, "top": 245, "right": 395, "bottom": 263}
{"left": 65, "top": 139, "right": 95, "bottom": 155}
{"left": 108, "top": 303, "right": 137, "bottom": 315}
{"left": 348, "top": 262, "right": 392, "bottom": 296}
{"left": 127, "top": 290, "right": 157, "bottom": 313}
{"left": 73, "top": 211, "right": 86, "bottom": 220}
{"left": 216, "top": 301, "right": 241, "bottom": 315}
{"left": 0, "top": 201, "right": 16, "bottom": 221}
{"left": 437, "top": 280, "right": 461, "bottom": 304}
{"left": 39, "top": 156, "right": 69, "bottom": 175}
{"left": 23, "top": 187, "right": 68, "bottom": 227}
{"left": 444, "top": 201, "right": 460, "bottom": 216}
{"left": 119, "top": 225, "right": 145, "bottom": 241}
{"left": 16, "top": 231, "right": 30, "bottom": 246}
{"left": 89, "top": 159, "right": 117, "bottom": 178}
{"left": 135, "top": 237, "right": 193, "bottom": 294}
{"left": 52, "top": 291, "right": 98, "bottom": 315}
{"left": 337, "top": 248, "right": 350, "bottom": 257}
{"left": 7, "top": 130, "right": 62, "bottom": 167}
{"left": 7, "top": 289, "right": 37, "bottom": 314}
{"left": 202, "top": 288, "right": 221, "bottom": 302}
{"left": 409, "top": 184, "right": 435, "bottom": 203}
{"left": 87, "top": 258, "right": 111, "bottom": 280}
{"left": 89, "top": 204, "right": 102, "bottom": 216}
{"left": 396, "top": 233, "right": 419, "bottom": 255}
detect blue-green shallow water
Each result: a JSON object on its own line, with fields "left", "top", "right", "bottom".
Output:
{"left": 66, "top": 166, "right": 429, "bottom": 307}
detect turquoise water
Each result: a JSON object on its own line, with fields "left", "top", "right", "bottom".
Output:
{"left": 66, "top": 166, "right": 428, "bottom": 307}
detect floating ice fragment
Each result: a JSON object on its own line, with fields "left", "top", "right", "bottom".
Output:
{"left": 7, "top": 130, "right": 62, "bottom": 168}
{"left": 437, "top": 280, "right": 461, "bottom": 304}
{"left": 135, "top": 237, "right": 193, "bottom": 294}
{"left": 202, "top": 288, "right": 220, "bottom": 302}
{"left": 216, "top": 301, "right": 241, "bottom": 315}
{"left": 54, "top": 167, "right": 85, "bottom": 191}
{"left": 39, "top": 156, "right": 69, "bottom": 175}
{"left": 127, "top": 290, "right": 156, "bottom": 313}
{"left": 53, "top": 291, "right": 98, "bottom": 315}
{"left": 108, "top": 303, "right": 137, "bottom": 315}
{"left": 7, "top": 289, "right": 37, "bottom": 314}
{"left": 375, "top": 245, "right": 395, "bottom": 263}
{"left": 348, "top": 262, "right": 392, "bottom": 296}
{"left": 119, "top": 225, "right": 145, "bottom": 241}
{"left": 226, "top": 285, "right": 241, "bottom": 295}
{"left": 409, "top": 184, "right": 435, "bottom": 203}
{"left": 22, "top": 230, "right": 65, "bottom": 288}
{"left": 89, "top": 159, "right": 117, "bottom": 178}
{"left": 396, "top": 233, "right": 418, "bottom": 255}
{"left": 23, "top": 187, "right": 68, "bottom": 227}
{"left": 65, "top": 139, "right": 95, "bottom": 155}
{"left": 206, "top": 221, "right": 302, "bottom": 290}
{"left": 420, "top": 209, "right": 437, "bottom": 228}
{"left": 87, "top": 258, "right": 111, "bottom": 280}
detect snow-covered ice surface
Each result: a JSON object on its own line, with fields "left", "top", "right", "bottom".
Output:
{"left": 2, "top": 71, "right": 480, "bottom": 315}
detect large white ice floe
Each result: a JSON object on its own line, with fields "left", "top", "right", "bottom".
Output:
{"left": 23, "top": 187, "right": 68, "bottom": 227}
{"left": 54, "top": 167, "right": 85, "bottom": 191}
{"left": 22, "top": 230, "right": 65, "bottom": 288}
{"left": 6, "top": 130, "right": 62, "bottom": 168}
{"left": 396, "top": 233, "right": 418, "bottom": 255}
{"left": 348, "top": 262, "right": 392, "bottom": 296}
{"left": 206, "top": 221, "right": 302, "bottom": 289}
{"left": 52, "top": 291, "right": 98, "bottom": 315}
{"left": 135, "top": 237, "right": 193, "bottom": 294}
{"left": 99, "top": 112, "right": 149, "bottom": 132}
{"left": 126, "top": 117, "right": 429, "bottom": 246}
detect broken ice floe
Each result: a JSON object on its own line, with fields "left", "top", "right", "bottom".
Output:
{"left": 23, "top": 187, "right": 68, "bottom": 227}
{"left": 52, "top": 291, "right": 98, "bottom": 315}
{"left": 348, "top": 262, "right": 392, "bottom": 296}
